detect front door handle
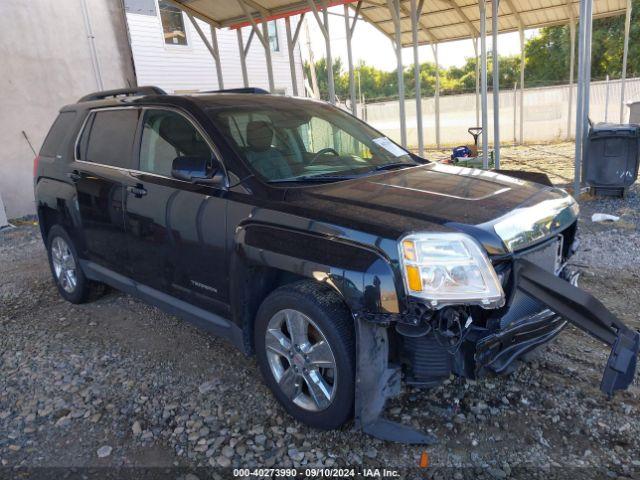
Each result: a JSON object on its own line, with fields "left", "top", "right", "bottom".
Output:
{"left": 127, "top": 184, "right": 147, "bottom": 198}
{"left": 67, "top": 170, "right": 82, "bottom": 182}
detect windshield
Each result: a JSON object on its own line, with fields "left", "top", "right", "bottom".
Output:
{"left": 207, "top": 101, "right": 417, "bottom": 182}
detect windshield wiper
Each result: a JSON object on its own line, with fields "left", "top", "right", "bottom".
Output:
{"left": 268, "top": 174, "right": 356, "bottom": 184}
{"left": 372, "top": 162, "right": 417, "bottom": 172}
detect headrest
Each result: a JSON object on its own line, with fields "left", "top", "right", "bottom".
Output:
{"left": 246, "top": 120, "right": 273, "bottom": 152}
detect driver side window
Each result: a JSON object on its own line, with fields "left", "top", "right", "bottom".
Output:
{"left": 139, "top": 109, "right": 212, "bottom": 177}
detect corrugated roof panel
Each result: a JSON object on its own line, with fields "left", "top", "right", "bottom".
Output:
{"left": 170, "top": 0, "right": 627, "bottom": 46}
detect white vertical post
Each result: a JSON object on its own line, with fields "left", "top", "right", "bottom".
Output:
{"left": 236, "top": 29, "right": 249, "bottom": 87}
{"left": 80, "top": 0, "right": 103, "bottom": 90}
{"left": 513, "top": 81, "right": 518, "bottom": 144}
{"left": 474, "top": 38, "right": 480, "bottom": 127}
{"left": 605, "top": 75, "right": 610, "bottom": 122}
{"left": 388, "top": 0, "right": 407, "bottom": 147}
{"left": 492, "top": 0, "right": 500, "bottom": 169}
{"left": 567, "top": 20, "right": 576, "bottom": 139}
{"left": 574, "top": 0, "right": 594, "bottom": 198}
{"left": 620, "top": 0, "right": 632, "bottom": 123}
{"left": 210, "top": 26, "right": 224, "bottom": 89}
{"left": 518, "top": 26, "right": 525, "bottom": 144}
{"left": 323, "top": 6, "right": 335, "bottom": 104}
{"left": 285, "top": 17, "right": 299, "bottom": 96}
{"left": 480, "top": 0, "right": 489, "bottom": 167}
{"left": 411, "top": 0, "right": 424, "bottom": 155}
{"left": 345, "top": 2, "right": 361, "bottom": 115}
{"left": 433, "top": 44, "right": 441, "bottom": 149}
{"left": 261, "top": 21, "right": 275, "bottom": 92}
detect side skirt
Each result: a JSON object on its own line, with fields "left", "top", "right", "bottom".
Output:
{"left": 81, "top": 261, "right": 247, "bottom": 353}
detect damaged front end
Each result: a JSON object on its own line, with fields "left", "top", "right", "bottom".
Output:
{"left": 354, "top": 197, "right": 639, "bottom": 444}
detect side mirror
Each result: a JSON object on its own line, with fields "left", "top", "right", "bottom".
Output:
{"left": 171, "top": 155, "right": 224, "bottom": 186}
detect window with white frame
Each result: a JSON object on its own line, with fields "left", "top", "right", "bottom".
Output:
{"left": 267, "top": 21, "right": 279, "bottom": 52}
{"left": 159, "top": 0, "right": 188, "bottom": 45}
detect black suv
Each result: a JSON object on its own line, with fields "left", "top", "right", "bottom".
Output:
{"left": 34, "top": 87, "right": 638, "bottom": 443}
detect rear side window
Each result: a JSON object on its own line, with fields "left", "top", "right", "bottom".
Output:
{"left": 40, "top": 111, "right": 77, "bottom": 157}
{"left": 79, "top": 109, "right": 139, "bottom": 168}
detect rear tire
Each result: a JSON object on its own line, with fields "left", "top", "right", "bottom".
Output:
{"left": 254, "top": 281, "right": 355, "bottom": 430}
{"left": 46, "top": 225, "right": 100, "bottom": 304}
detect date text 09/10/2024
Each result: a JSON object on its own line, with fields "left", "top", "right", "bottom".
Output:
{"left": 232, "top": 468, "right": 402, "bottom": 477}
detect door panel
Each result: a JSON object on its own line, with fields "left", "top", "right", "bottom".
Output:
{"left": 124, "top": 109, "right": 229, "bottom": 313}
{"left": 73, "top": 108, "right": 139, "bottom": 273}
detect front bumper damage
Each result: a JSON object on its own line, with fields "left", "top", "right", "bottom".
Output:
{"left": 354, "top": 259, "right": 639, "bottom": 444}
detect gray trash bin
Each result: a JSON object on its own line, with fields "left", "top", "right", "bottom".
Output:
{"left": 584, "top": 122, "right": 640, "bottom": 197}
{"left": 629, "top": 101, "right": 640, "bottom": 124}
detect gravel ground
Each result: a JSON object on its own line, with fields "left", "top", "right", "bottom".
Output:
{"left": 1, "top": 145, "right": 639, "bottom": 478}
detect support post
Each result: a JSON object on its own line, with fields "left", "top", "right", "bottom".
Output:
{"left": 574, "top": 0, "right": 594, "bottom": 198}
{"left": 432, "top": 44, "right": 441, "bottom": 149}
{"left": 388, "top": 0, "right": 407, "bottom": 147}
{"left": 605, "top": 75, "right": 610, "bottom": 122}
{"left": 474, "top": 38, "right": 480, "bottom": 127}
{"left": 345, "top": 2, "right": 362, "bottom": 115}
{"left": 236, "top": 1, "right": 275, "bottom": 92}
{"left": 513, "top": 81, "right": 518, "bottom": 144}
{"left": 492, "top": 0, "right": 500, "bottom": 169}
{"left": 411, "top": 0, "right": 424, "bottom": 155}
{"left": 620, "top": 0, "right": 632, "bottom": 122}
{"left": 567, "top": 20, "right": 576, "bottom": 139}
{"left": 480, "top": 0, "right": 489, "bottom": 167}
{"left": 518, "top": 26, "right": 524, "bottom": 144}
{"left": 210, "top": 26, "right": 224, "bottom": 89}
{"left": 187, "top": 13, "right": 224, "bottom": 89}
{"left": 307, "top": 0, "right": 335, "bottom": 104}
{"left": 285, "top": 15, "right": 305, "bottom": 96}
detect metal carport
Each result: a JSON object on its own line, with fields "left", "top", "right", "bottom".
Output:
{"left": 167, "top": 0, "right": 633, "bottom": 198}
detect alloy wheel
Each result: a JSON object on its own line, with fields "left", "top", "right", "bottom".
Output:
{"left": 264, "top": 308, "right": 338, "bottom": 411}
{"left": 51, "top": 236, "right": 77, "bottom": 293}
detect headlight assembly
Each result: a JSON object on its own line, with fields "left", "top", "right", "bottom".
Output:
{"left": 399, "top": 233, "right": 505, "bottom": 309}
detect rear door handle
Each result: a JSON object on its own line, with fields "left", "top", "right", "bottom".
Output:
{"left": 67, "top": 171, "right": 82, "bottom": 182}
{"left": 127, "top": 185, "right": 147, "bottom": 198}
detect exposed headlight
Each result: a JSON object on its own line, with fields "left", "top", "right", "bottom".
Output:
{"left": 399, "top": 233, "right": 505, "bottom": 309}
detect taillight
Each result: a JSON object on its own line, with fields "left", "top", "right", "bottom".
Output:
{"left": 33, "top": 155, "right": 40, "bottom": 178}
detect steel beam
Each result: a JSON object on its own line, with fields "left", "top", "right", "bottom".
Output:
{"left": 411, "top": 0, "right": 424, "bottom": 155}
{"left": 567, "top": 20, "right": 575, "bottom": 139}
{"left": 236, "top": 0, "right": 275, "bottom": 92}
{"left": 307, "top": 0, "right": 336, "bottom": 104}
{"left": 187, "top": 14, "right": 224, "bottom": 89}
{"left": 432, "top": 43, "right": 441, "bottom": 148}
{"left": 474, "top": 38, "right": 480, "bottom": 127}
{"left": 492, "top": 0, "right": 500, "bottom": 169}
{"left": 236, "top": 29, "right": 249, "bottom": 87}
{"left": 285, "top": 15, "right": 305, "bottom": 96}
{"left": 345, "top": 2, "right": 362, "bottom": 115}
{"left": 518, "top": 26, "right": 524, "bottom": 144}
{"left": 620, "top": 0, "right": 632, "bottom": 122}
{"left": 480, "top": 0, "right": 489, "bottom": 167}
{"left": 388, "top": 0, "right": 407, "bottom": 146}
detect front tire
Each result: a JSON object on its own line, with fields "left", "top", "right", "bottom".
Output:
{"left": 46, "top": 225, "right": 98, "bottom": 304}
{"left": 254, "top": 281, "right": 355, "bottom": 430}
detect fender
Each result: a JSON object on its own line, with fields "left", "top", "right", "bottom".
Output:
{"left": 34, "top": 177, "right": 82, "bottom": 245}
{"left": 235, "top": 221, "right": 403, "bottom": 316}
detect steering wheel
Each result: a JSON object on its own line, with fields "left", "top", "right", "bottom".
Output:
{"left": 309, "top": 147, "right": 342, "bottom": 165}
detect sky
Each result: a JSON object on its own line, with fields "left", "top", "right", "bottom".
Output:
{"left": 300, "top": 6, "right": 539, "bottom": 71}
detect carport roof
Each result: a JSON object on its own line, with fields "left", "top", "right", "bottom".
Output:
{"left": 170, "top": 0, "right": 627, "bottom": 45}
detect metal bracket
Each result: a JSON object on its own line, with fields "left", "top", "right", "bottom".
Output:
{"left": 515, "top": 259, "right": 639, "bottom": 396}
{"left": 354, "top": 317, "right": 437, "bottom": 444}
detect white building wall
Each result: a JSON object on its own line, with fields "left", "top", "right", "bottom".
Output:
{"left": 126, "top": 9, "right": 305, "bottom": 96}
{"left": 0, "top": 0, "right": 135, "bottom": 218}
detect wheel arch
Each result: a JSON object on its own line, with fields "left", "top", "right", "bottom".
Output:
{"left": 230, "top": 222, "right": 402, "bottom": 354}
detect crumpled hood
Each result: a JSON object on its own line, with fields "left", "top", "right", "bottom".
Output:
{"left": 284, "top": 163, "right": 577, "bottom": 254}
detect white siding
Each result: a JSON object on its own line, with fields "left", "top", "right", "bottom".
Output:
{"left": 126, "top": 9, "right": 305, "bottom": 95}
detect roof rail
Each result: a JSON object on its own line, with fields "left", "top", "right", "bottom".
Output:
{"left": 78, "top": 86, "right": 166, "bottom": 103}
{"left": 202, "top": 87, "right": 270, "bottom": 95}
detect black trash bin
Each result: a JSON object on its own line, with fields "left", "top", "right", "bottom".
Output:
{"left": 584, "top": 122, "right": 640, "bottom": 197}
